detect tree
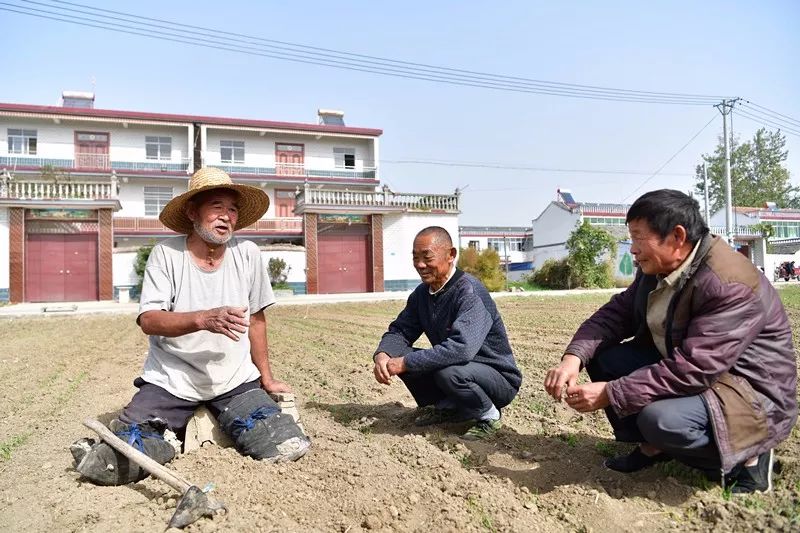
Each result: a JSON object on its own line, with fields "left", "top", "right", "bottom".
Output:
{"left": 694, "top": 128, "right": 795, "bottom": 212}
{"left": 134, "top": 242, "right": 155, "bottom": 296}
{"left": 457, "top": 247, "right": 506, "bottom": 292}
{"left": 565, "top": 221, "right": 617, "bottom": 288}
{"left": 267, "top": 257, "right": 291, "bottom": 289}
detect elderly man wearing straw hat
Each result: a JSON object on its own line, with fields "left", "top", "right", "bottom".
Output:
{"left": 70, "top": 167, "right": 310, "bottom": 486}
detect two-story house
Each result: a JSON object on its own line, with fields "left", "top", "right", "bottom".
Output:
{"left": 0, "top": 92, "right": 460, "bottom": 303}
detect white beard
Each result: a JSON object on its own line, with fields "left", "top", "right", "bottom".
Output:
{"left": 193, "top": 221, "right": 233, "bottom": 245}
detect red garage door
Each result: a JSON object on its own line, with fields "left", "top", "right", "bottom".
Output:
{"left": 25, "top": 234, "right": 98, "bottom": 302}
{"left": 318, "top": 226, "right": 370, "bottom": 294}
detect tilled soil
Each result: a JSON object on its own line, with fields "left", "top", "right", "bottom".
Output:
{"left": 0, "top": 293, "right": 798, "bottom": 532}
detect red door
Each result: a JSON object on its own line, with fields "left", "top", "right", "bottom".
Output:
{"left": 275, "top": 190, "right": 296, "bottom": 217}
{"left": 275, "top": 143, "right": 304, "bottom": 176}
{"left": 318, "top": 227, "right": 370, "bottom": 294}
{"left": 25, "top": 234, "right": 98, "bottom": 302}
{"left": 75, "top": 131, "right": 110, "bottom": 169}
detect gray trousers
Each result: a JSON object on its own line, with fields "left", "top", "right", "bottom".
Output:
{"left": 586, "top": 343, "right": 721, "bottom": 471}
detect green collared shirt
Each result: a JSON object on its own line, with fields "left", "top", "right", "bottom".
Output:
{"left": 646, "top": 240, "right": 700, "bottom": 358}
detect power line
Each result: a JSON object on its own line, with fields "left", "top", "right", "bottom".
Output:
{"left": 43, "top": 0, "right": 725, "bottom": 100}
{"left": 733, "top": 105, "right": 800, "bottom": 137}
{"left": 623, "top": 114, "right": 718, "bottom": 202}
{"left": 741, "top": 101, "right": 800, "bottom": 127}
{"left": 381, "top": 158, "right": 693, "bottom": 176}
{"left": 0, "top": 1, "right": 729, "bottom": 105}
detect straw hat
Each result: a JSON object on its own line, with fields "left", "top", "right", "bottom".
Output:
{"left": 159, "top": 167, "right": 269, "bottom": 234}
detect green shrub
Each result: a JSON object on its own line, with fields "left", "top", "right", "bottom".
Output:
{"left": 268, "top": 257, "right": 291, "bottom": 289}
{"left": 134, "top": 243, "right": 155, "bottom": 295}
{"left": 458, "top": 247, "right": 506, "bottom": 292}
{"left": 565, "top": 221, "right": 617, "bottom": 288}
{"left": 531, "top": 258, "right": 574, "bottom": 289}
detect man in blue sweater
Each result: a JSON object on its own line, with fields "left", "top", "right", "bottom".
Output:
{"left": 373, "top": 226, "right": 522, "bottom": 440}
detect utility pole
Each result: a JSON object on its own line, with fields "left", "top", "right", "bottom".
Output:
{"left": 703, "top": 163, "right": 710, "bottom": 224}
{"left": 715, "top": 98, "right": 740, "bottom": 245}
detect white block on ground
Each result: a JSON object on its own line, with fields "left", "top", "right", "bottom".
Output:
{"left": 182, "top": 393, "right": 305, "bottom": 453}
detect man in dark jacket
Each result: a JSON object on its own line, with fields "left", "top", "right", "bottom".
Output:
{"left": 373, "top": 226, "right": 523, "bottom": 440}
{"left": 545, "top": 189, "right": 797, "bottom": 494}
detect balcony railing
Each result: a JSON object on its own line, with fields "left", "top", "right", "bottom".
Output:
{"left": 1, "top": 178, "right": 116, "bottom": 200}
{"left": 296, "top": 185, "right": 460, "bottom": 213}
{"left": 0, "top": 155, "right": 191, "bottom": 173}
{"left": 212, "top": 162, "right": 377, "bottom": 180}
{"left": 113, "top": 216, "right": 303, "bottom": 234}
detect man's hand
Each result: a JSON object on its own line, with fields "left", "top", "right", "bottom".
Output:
{"left": 386, "top": 356, "right": 407, "bottom": 376}
{"left": 261, "top": 377, "right": 292, "bottom": 393}
{"left": 373, "top": 352, "right": 392, "bottom": 385}
{"left": 564, "top": 381, "right": 610, "bottom": 412}
{"left": 200, "top": 306, "right": 249, "bottom": 340}
{"left": 544, "top": 354, "right": 582, "bottom": 400}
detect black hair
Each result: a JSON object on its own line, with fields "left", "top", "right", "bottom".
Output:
{"left": 626, "top": 189, "right": 709, "bottom": 244}
{"left": 415, "top": 226, "right": 453, "bottom": 248}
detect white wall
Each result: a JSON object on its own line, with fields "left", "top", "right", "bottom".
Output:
{"left": 116, "top": 177, "right": 189, "bottom": 217}
{"left": 1, "top": 117, "right": 190, "bottom": 163}
{"left": 113, "top": 251, "right": 139, "bottom": 286}
{"left": 0, "top": 207, "right": 8, "bottom": 290}
{"left": 205, "top": 129, "right": 374, "bottom": 169}
{"left": 531, "top": 243, "right": 569, "bottom": 269}
{"left": 383, "top": 212, "right": 460, "bottom": 282}
{"left": 261, "top": 249, "right": 306, "bottom": 283}
{"left": 532, "top": 203, "right": 580, "bottom": 247}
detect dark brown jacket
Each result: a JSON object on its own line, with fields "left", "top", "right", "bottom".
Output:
{"left": 566, "top": 234, "right": 797, "bottom": 472}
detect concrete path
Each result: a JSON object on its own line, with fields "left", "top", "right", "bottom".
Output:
{"left": 0, "top": 287, "right": 623, "bottom": 319}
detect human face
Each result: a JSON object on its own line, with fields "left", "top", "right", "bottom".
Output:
{"left": 412, "top": 233, "right": 456, "bottom": 290}
{"left": 188, "top": 190, "right": 239, "bottom": 245}
{"left": 627, "top": 218, "right": 688, "bottom": 276}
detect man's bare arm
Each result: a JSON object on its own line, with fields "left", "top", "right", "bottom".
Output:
{"left": 138, "top": 306, "right": 249, "bottom": 340}
{"left": 248, "top": 309, "right": 291, "bottom": 393}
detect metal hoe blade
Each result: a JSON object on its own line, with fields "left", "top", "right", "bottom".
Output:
{"left": 168, "top": 485, "right": 227, "bottom": 529}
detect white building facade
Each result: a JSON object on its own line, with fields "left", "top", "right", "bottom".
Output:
{"left": 0, "top": 94, "right": 459, "bottom": 303}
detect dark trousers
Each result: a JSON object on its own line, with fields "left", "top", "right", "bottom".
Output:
{"left": 120, "top": 377, "right": 263, "bottom": 435}
{"left": 399, "top": 360, "right": 518, "bottom": 419}
{"left": 586, "top": 343, "right": 721, "bottom": 470}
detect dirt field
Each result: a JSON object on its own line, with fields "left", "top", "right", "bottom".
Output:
{"left": 1, "top": 290, "right": 799, "bottom": 532}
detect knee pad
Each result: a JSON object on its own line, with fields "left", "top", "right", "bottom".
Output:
{"left": 218, "top": 388, "right": 310, "bottom": 462}
{"left": 71, "top": 419, "right": 176, "bottom": 486}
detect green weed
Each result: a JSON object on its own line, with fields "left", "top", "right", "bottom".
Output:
{"left": 466, "top": 495, "right": 495, "bottom": 532}
{"left": 559, "top": 433, "right": 578, "bottom": 447}
{"left": 527, "top": 399, "right": 550, "bottom": 417}
{"left": 594, "top": 441, "right": 616, "bottom": 457}
{"left": 0, "top": 433, "right": 30, "bottom": 461}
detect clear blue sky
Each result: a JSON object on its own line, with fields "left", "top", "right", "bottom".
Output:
{"left": 2, "top": 0, "right": 798, "bottom": 226}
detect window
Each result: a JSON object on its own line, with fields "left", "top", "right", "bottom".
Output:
{"left": 585, "top": 216, "right": 626, "bottom": 226}
{"left": 468, "top": 240, "right": 481, "bottom": 250}
{"left": 145, "top": 136, "right": 172, "bottom": 160}
{"left": 144, "top": 186, "right": 174, "bottom": 216}
{"left": 333, "top": 147, "right": 356, "bottom": 169}
{"left": 487, "top": 237, "right": 524, "bottom": 254}
{"left": 8, "top": 129, "right": 37, "bottom": 155}
{"left": 221, "top": 140, "right": 245, "bottom": 164}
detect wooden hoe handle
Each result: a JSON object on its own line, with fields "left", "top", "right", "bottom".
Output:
{"left": 83, "top": 418, "right": 191, "bottom": 494}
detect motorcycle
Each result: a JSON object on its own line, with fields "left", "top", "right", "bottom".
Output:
{"left": 775, "top": 261, "right": 800, "bottom": 282}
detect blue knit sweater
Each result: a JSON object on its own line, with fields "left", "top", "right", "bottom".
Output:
{"left": 376, "top": 270, "right": 522, "bottom": 390}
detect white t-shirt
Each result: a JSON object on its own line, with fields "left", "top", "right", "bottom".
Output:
{"left": 138, "top": 236, "right": 276, "bottom": 401}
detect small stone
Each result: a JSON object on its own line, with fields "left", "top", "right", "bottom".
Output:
{"left": 523, "top": 501, "right": 537, "bottom": 510}
{"left": 408, "top": 492, "right": 420, "bottom": 504}
{"left": 362, "top": 515, "right": 382, "bottom": 530}
{"left": 520, "top": 451, "right": 534, "bottom": 460}
{"left": 389, "top": 505, "right": 399, "bottom": 518}
{"left": 646, "top": 490, "right": 656, "bottom": 499}
{"left": 41, "top": 462, "right": 52, "bottom": 470}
